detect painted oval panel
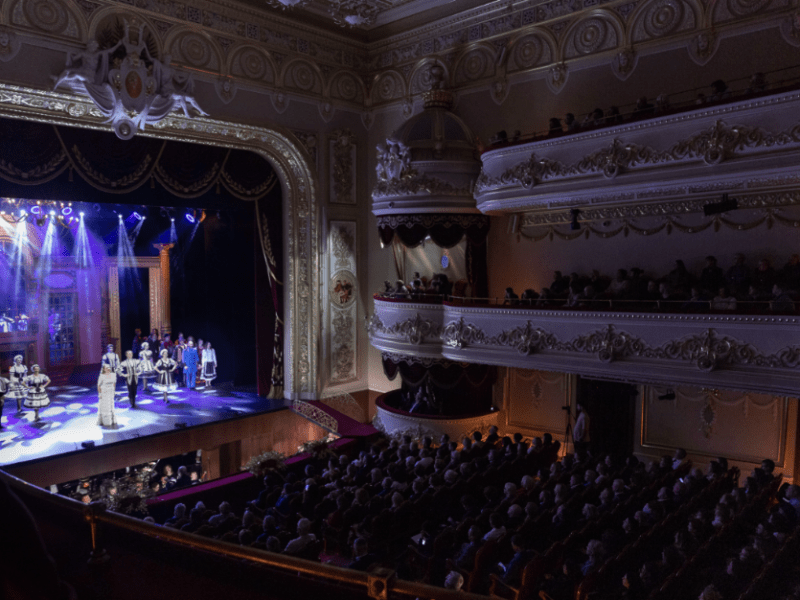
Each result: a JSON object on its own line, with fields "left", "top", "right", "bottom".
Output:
{"left": 126, "top": 72, "right": 143, "bottom": 98}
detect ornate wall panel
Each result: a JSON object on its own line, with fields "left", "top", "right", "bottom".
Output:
{"left": 452, "top": 45, "right": 495, "bottom": 86}
{"left": 329, "top": 129, "right": 356, "bottom": 205}
{"left": 507, "top": 368, "right": 572, "bottom": 437}
{"left": 328, "top": 71, "right": 365, "bottom": 103}
{"left": 282, "top": 59, "right": 324, "bottom": 95}
{"left": 640, "top": 385, "right": 793, "bottom": 467}
{"left": 507, "top": 32, "right": 554, "bottom": 73}
{"left": 371, "top": 70, "right": 407, "bottom": 104}
{"left": 327, "top": 220, "right": 357, "bottom": 384}
{"left": 166, "top": 29, "right": 222, "bottom": 71}
{"left": 229, "top": 45, "right": 276, "bottom": 83}
{"left": 562, "top": 14, "right": 621, "bottom": 59}
{"left": 8, "top": 0, "right": 85, "bottom": 41}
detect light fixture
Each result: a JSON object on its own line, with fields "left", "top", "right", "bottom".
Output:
{"left": 30, "top": 206, "right": 42, "bottom": 215}
{"left": 329, "top": 0, "right": 379, "bottom": 27}
{"left": 49, "top": 210, "right": 56, "bottom": 216}
{"left": 570, "top": 208, "right": 581, "bottom": 231}
{"left": 132, "top": 212, "right": 144, "bottom": 221}
{"left": 62, "top": 207, "right": 73, "bottom": 216}
{"left": 185, "top": 211, "right": 196, "bottom": 224}
{"left": 266, "top": 0, "right": 309, "bottom": 8}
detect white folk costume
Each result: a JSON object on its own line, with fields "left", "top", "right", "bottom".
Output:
{"left": 97, "top": 370, "right": 118, "bottom": 427}
{"left": 0, "top": 376, "right": 8, "bottom": 427}
{"left": 154, "top": 353, "right": 178, "bottom": 392}
{"left": 138, "top": 343, "right": 156, "bottom": 390}
{"left": 24, "top": 368, "right": 51, "bottom": 412}
{"left": 117, "top": 355, "right": 141, "bottom": 408}
{"left": 201, "top": 347, "right": 217, "bottom": 384}
{"left": 7, "top": 358, "right": 28, "bottom": 411}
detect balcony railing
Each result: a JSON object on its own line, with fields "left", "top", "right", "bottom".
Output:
{"left": 369, "top": 297, "right": 800, "bottom": 396}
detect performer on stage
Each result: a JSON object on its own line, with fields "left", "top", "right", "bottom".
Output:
{"left": 117, "top": 350, "right": 141, "bottom": 408}
{"left": 154, "top": 349, "right": 178, "bottom": 403}
{"left": 101, "top": 344, "right": 121, "bottom": 373}
{"left": 138, "top": 342, "right": 156, "bottom": 393}
{"left": 0, "top": 371, "right": 9, "bottom": 428}
{"left": 132, "top": 329, "right": 143, "bottom": 357}
{"left": 97, "top": 365, "right": 118, "bottom": 428}
{"left": 173, "top": 334, "right": 187, "bottom": 387}
{"left": 23, "top": 364, "right": 51, "bottom": 422}
{"left": 183, "top": 341, "right": 199, "bottom": 390}
{"left": 8, "top": 355, "right": 28, "bottom": 413}
{"left": 147, "top": 328, "right": 160, "bottom": 350}
{"left": 201, "top": 341, "right": 217, "bottom": 387}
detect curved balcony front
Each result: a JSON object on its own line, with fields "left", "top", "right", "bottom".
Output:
{"left": 368, "top": 297, "right": 800, "bottom": 396}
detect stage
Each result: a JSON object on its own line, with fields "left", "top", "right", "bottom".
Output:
{"left": 0, "top": 374, "right": 287, "bottom": 467}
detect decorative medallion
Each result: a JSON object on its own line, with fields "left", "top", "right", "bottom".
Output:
{"left": 330, "top": 269, "right": 357, "bottom": 309}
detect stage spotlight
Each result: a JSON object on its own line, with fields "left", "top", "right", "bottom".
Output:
{"left": 171, "top": 217, "right": 175, "bottom": 222}
{"left": 49, "top": 210, "right": 56, "bottom": 216}
{"left": 185, "top": 211, "right": 196, "bottom": 224}
{"left": 30, "top": 206, "right": 42, "bottom": 215}
{"left": 79, "top": 212, "right": 85, "bottom": 217}
{"left": 132, "top": 212, "right": 144, "bottom": 221}
{"left": 62, "top": 207, "right": 72, "bottom": 216}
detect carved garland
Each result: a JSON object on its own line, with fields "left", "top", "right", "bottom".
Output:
{"left": 476, "top": 121, "right": 800, "bottom": 193}
{"left": 373, "top": 317, "right": 800, "bottom": 372}
{"left": 292, "top": 399, "right": 338, "bottom": 432}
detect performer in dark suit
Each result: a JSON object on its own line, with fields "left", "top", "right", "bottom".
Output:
{"left": 117, "top": 350, "right": 141, "bottom": 408}
{"left": 183, "top": 341, "right": 199, "bottom": 389}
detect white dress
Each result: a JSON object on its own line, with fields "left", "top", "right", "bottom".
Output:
{"left": 201, "top": 348, "right": 217, "bottom": 382}
{"left": 154, "top": 358, "right": 178, "bottom": 392}
{"left": 23, "top": 373, "right": 51, "bottom": 409}
{"left": 7, "top": 364, "right": 28, "bottom": 401}
{"left": 139, "top": 349, "right": 156, "bottom": 380}
{"left": 97, "top": 372, "right": 118, "bottom": 427}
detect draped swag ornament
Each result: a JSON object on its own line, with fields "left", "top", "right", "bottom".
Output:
{"left": 0, "top": 118, "right": 276, "bottom": 200}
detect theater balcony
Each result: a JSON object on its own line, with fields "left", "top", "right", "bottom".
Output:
{"left": 474, "top": 87, "right": 800, "bottom": 218}
{"left": 368, "top": 297, "right": 800, "bottom": 396}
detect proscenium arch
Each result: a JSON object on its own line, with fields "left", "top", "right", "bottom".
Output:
{"left": 0, "top": 83, "right": 320, "bottom": 399}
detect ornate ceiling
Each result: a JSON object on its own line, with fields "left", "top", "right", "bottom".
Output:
{"left": 250, "top": 0, "right": 488, "bottom": 36}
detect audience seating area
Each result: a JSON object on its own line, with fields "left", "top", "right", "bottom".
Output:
{"left": 132, "top": 429, "right": 800, "bottom": 600}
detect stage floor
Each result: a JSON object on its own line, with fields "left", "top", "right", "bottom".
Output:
{"left": 0, "top": 379, "right": 288, "bottom": 467}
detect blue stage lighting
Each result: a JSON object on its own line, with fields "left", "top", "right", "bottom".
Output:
{"left": 133, "top": 212, "right": 144, "bottom": 221}
{"left": 79, "top": 211, "right": 85, "bottom": 217}
{"left": 49, "top": 210, "right": 56, "bottom": 216}
{"left": 62, "top": 207, "right": 73, "bottom": 216}
{"left": 185, "top": 212, "right": 196, "bottom": 224}
{"left": 30, "top": 206, "right": 42, "bottom": 215}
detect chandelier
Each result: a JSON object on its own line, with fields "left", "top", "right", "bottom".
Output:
{"left": 266, "top": 0, "right": 310, "bottom": 9}
{"left": 329, "top": 0, "right": 380, "bottom": 27}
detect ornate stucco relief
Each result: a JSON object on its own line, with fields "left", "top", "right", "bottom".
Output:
{"left": 327, "top": 221, "right": 357, "bottom": 384}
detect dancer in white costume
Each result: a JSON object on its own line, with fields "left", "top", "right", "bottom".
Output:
{"left": 97, "top": 365, "right": 118, "bottom": 428}
{"left": 201, "top": 341, "right": 217, "bottom": 387}
{"left": 0, "top": 372, "right": 9, "bottom": 428}
{"left": 23, "top": 364, "right": 51, "bottom": 422}
{"left": 154, "top": 349, "right": 178, "bottom": 403}
{"left": 7, "top": 355, "right": 28, "bottom": 413}
{"left": 138, "top": 342, "right": 156, "bottom": 393}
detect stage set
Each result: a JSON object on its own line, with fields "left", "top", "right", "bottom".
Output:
{"left": 0, "top": 121, "right": 286, "bottom": 470}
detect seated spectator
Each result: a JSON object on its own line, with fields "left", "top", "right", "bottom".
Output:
{"left": 682, "top": 287, "right": 709, "bottom": 311}
{"left": 484, "top": 512, "right": 507, "bottom": 542}
{"left": 634, "top": 96, "right": 654, "bottom": 117}
{"left": 753, "top": 258, "right": 776, "bottom": 292}
{"left": 502, "top": 535, "right": 536, "bottom": 587}
{"left": 582, "top": 539, "right": 604, "bottom": 575}
{"left": 175, "top": 465, "right": 191, "bottom": 488}
{"left": 548, "top": 117, "right": 562, "bottom": 134}
{"left": 453, "top": 525, "right": 484, "bottom": 570}
{"left": 708, "top": 79, "right": 731, "bottom": 102}
{"left": 770, "top": 284, "right": 794, "bottom": 312}
{"left": 550, "top": 271, "right": 570, "bottom": 296}
{"left": 700, "top": 256, "right": 725, "bottom": 294}
{"left": 503, "top": 287, "right": 519, "bottom": 306}
{"left": 265, "top": 536, "right": 281, "bottom": 553}
{"left": 711, "top": 287, "right": 737, "bottom": 311}
{"left": 284, "top": 517, "right": 317, "bottom": 555}
{"left": 564, "top": 112, "right": 580, "bottom": 132}
{"left": 726, "top": 253, "right": 750, "bottom": 296}
{"left": 666, "top": 259, "right": 693, "bottom": 293}
{"left": 444, "top": 571, "right": 464, "bottom": 591}
{"left": 208, "top": 501, "right": 236, "bottom": 528}
{"left": 609, "top": 269, "right": 630, "bottom": 297}
{"left": 347, "top": 537, "right": 377, "bottom": 571}
{"left": 520, "top": 288, "right": 539, "bottom": 305}
{"left": 165, "top": 503, "right": 186, "bottom": 526}
{"left": 780, "top": 253, "right": 800, "bottom": 290}
{"left": 746, "top": 72, "right": 766, "bottom": 94}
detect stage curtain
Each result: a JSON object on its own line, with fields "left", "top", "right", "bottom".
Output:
{"left": 376, "top": 214, "right": 490, "bottom": 249}
{"left": 255, "top": 190, "right": 284, "bottom": 398}
{"left": 0, "top": 119, "right": 276, "bottom": 201}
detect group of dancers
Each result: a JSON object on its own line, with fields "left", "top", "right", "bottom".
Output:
{"left": 0, "top": 332, "right": 218, "bottom": 429}
{"left": 0, "top": 355, "right": 51, "bottom": 425}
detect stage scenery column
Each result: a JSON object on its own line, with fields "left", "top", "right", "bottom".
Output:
{"left": 153, "top": 243, "right": 174, "bottom": 337}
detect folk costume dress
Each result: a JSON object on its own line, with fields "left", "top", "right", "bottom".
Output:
{"left": 97, "top": 370, "right": 118, "bottom": 427}
{"left": 154, "top": 355, "right": 178, "bottom": 392}
{"left": 8, "top": 362, "right": 28, "bottom": 410}
{"left": 201, "top": 347, "right": 217, "bottom": 383}
{"left": 23, "top": 372, "right": 51, "bottom": 410}
{"left": 139, "top": 346, "right": 156, "bottom": 389}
